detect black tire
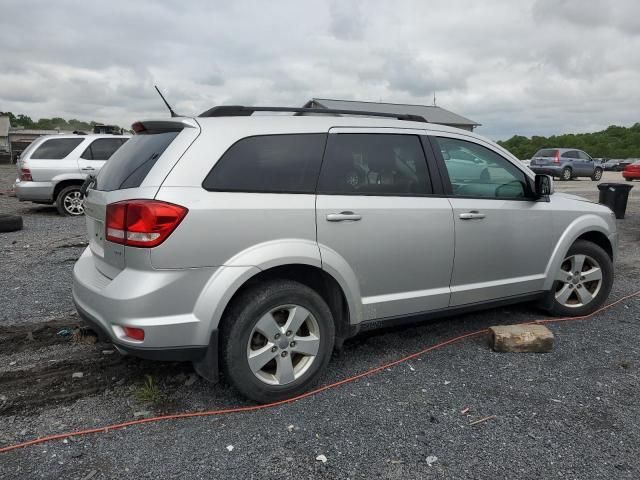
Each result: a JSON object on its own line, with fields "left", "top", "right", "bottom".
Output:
{"left": 55, "top": 185, "right": 85, "bottom": 216}
{"left": 544, "top": 240, "right": 613, "bottom": 317}
{"left": 0, "top": 214, "right": 23, "bottom": 232}
{"left": 560, "top": 167, "right": 572, "bottom": 181}
{"left": 220, "top": 279, "right": 335, "bottom": 403}
{"left": 591, "top": 168, "right": 603, "bottom": 181}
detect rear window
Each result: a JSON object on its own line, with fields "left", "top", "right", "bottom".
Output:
{"left": 95, "top": 132, "right": 179, "bottom": 191}
{"left": 534, "top": 149, "right": 558, "bottom": 157}
{"left": 202, "top": 134, "right": 326, "bottom": 193}
{"left": 31, "top": 138, "right": 84, "bottom": 159}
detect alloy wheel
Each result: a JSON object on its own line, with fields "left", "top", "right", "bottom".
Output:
{"left": 63, "top": 190, "right": 85, "bottom": 215}
{"left": 246, "top": 304, "right": 320, "bottom": 386}
{"left": 562, "top": 168, "right": 571, "bottom": 181}
{"left": 554, "top": 254, "right": 603, "bottom": 308}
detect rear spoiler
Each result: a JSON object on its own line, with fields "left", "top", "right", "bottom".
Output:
{"left": 131, "top": 118, "right": 198, "bottom": 134}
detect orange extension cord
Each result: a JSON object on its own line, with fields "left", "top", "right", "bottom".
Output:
{"left": 1, "top": 290, "right": 639, "bottom": 454}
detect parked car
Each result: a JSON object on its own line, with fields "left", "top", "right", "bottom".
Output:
{"left": 14, "top": 134, "right": 129, "bottom": 216}
{"left": 623, "top": 160, "right": 640, "bottom": 181}
{"left": 529, "top": 148, "right": 603, "bottom": 181}
{"left": 73, "top": 108, "right": 616, "bottom": 403}
{"left": 603, "top": 159, "right": 632, "bottom": 172}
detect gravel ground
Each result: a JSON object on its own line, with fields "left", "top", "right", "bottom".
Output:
{"left": 1, "top": 165, "right": 639, "bottom": 479}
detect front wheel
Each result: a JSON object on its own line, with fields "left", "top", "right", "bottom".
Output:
{"left": 591, "top": 168, "right": 603, "bottom": 181}
{"left": 56, "top": 185, "right": 85, "bottom": 216}
{"left": 220, "top": 280, "right": 335, "bottom": 403}
{"left": 545, "top": 240, "right": 613, "bottom": 317}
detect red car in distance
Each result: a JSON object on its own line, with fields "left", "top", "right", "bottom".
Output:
{"left": 623, "top": 160, "right": 640, "bottom": 181}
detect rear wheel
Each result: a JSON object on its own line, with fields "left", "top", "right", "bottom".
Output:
{"left": 591, "top": 168, "right": 603, "bottom": 181}
{"left": 220, "top": 279, "right": 335, "bottom": 403}
{"left": 545, "top": 240, "right": 612, "bottom": 317}
{"left": 561, "top": 167, "right": 572, "bottom": 181}
{"left": 56, "top": 185, "right": 84, "bottom": 216}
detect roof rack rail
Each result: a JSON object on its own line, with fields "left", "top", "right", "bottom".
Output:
{"left": 198, "top": 106, "right": 427, "bottom": 123}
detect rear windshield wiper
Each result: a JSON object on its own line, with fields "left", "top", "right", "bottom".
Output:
{"left": 80, "top": 175, "right": 97, "bottom": 197}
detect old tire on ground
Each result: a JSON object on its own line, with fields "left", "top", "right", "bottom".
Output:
{"left": 56, "top": 185, "right": 85, "bottom": 216}
{"left": 220, "top": 279, "right": 335, "bottom": 403}
{"left": 591, "top": 168, "right": 603, "bottom": 181}
{"left": 561, "top": 167, "right": 572, "bottom": 181}
{"left": 545, "top": 240, "right": 613, "bottom": 317}
{"left": 0, "top": 213, "right": 23, "bottom": 232}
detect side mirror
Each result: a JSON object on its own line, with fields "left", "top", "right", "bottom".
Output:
{"left": 534, "top": 174, "right": 554, "bottom": 197}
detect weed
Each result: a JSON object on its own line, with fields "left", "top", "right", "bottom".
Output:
{"left": 135, "top": 375, "right": 165, "bottom": 404}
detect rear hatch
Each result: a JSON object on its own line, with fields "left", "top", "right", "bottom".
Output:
{"left": 83, "top": 119, "right": 199, "bottom": 278}
{"left": 530, "top": 149, "right": 559, "bottom": 166}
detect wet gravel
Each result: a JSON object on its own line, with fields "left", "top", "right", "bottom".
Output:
{"left": 1, "top": 165, "right": 639, "bottom": 479}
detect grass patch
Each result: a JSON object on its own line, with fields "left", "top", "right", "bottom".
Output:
{"left": 135, "top": 375, "right": 165, "bottom": 404}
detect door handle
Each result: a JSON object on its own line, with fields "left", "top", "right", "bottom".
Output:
{"left": 81, "top": 167, "right": 96, "bottom": 171}
{"left": 459, "top": 211, "right": 485, "bottom": 220}
{"left": 326, "top": 211, "right": 362, "bottom": 222}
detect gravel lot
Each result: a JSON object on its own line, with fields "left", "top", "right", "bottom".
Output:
{"left": 1, "top": 164, "right": 639, "bottom": 479}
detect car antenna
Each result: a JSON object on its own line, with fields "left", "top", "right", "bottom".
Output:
{"left": 154, "top": 85, "right": 179, "bottom": 117}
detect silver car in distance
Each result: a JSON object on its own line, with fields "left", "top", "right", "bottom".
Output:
{"left": 73, "top": 107, "right": 617, "bottom": 403}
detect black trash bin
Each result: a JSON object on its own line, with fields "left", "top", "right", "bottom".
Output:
{"left": 597, "top": 183, "right": 633, "bottom": 219}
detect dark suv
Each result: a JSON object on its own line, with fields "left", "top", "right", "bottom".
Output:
{"left": 530, "top": 148, "right": 603, "bottom": 181}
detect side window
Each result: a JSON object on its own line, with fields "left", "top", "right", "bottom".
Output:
{"left": 202, "top": 134, "right": 326, "bottom": 193}
{"left": 317, "top": 134, "right": 431, "bottom": 195}
{"left": 81, "top": 138, "right": 128, "bottom": 161}
{"left": 30, "top": 138, "right": 84, "bottom": 159}
{"left": 577, "top": 151, "right": 591, "bottom": 161}
{"left": 562, "top": 151, "right": 578, "bottom": 159}
{"left": 435, "top": 137, "right": 529, "bottom": 199}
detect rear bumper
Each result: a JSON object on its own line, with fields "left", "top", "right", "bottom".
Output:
{"left": 72, "top": 247, "right": 218, "bottom": 360}
{"left": 75, "top": 301, "right": 211, "bottom": 362}
{"left": 14, "top": 180, "right": 55, "bottom": 202}
{"left": 529, "top": 166, "right": 563, "bottom": 176}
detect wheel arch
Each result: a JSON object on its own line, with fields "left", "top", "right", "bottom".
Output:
{"left": 219, "top": 264, "right": 356, "bottom": 344}
{"left": 53, "top": 178, "right": 85, "bottom": 201}
{"left": 543, "top": 215, "right": 614, "bottom": 290}
{"left": 193, "top": 240, "right": 363, "bottom": 346}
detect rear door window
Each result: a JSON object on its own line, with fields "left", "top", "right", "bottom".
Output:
{"left": 562, "top": 151, "right": 578, "bottom": 159}
{"left": 317, "top": 134, "right": 431, "bottom": 195}
{"left": 202, "top": 134, "right": 326, "bottom": 193}
{"left": 30, "top": 138, "right": 84, "bottom": 159}
{"left": 96, "top": 132, "right": 179, "bottom": 191}
{"left": 80, "top": 138, "right": 128, "bottom": 160}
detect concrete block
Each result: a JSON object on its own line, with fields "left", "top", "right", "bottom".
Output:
{"left": 489, "top": 324, "right": 554, "bottom": 353}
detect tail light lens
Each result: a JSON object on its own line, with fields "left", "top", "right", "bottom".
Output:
{"left": 105, "top": 200, "right": 187, "bottom": 248}
{"left": 122, "top": 326, "right": 145, "bottom": 341}
{"left": 554, "top": 151, "right": 561, "bottom": 164}
{"left": 20, "top": 168, "right": 33, "bottom": 181}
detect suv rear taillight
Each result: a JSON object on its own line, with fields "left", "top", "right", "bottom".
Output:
{"left": 105, "top": 200, "right": 188, "bottom": 248}
{"left": 20, "top": 168, "right": 33, "bottom": 181}
{"left": 553, "top": 151, "right": 561, "bottom": 164}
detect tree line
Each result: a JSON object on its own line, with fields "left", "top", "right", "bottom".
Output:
{"left": 0, "top": 111, "right": 125, "bottom": 132}
{"left": 498, "top": 123, "right": 640, "bottom": 160}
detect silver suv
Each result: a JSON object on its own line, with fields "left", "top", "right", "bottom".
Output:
{"left": 14, "top": 134, "right": 129, "bottom": 215}
{"left": 72, "top": 107, "right": 617, "bottom": 402}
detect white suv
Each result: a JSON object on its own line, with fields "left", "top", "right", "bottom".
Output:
{"left": 15, "top": 134, "right": 129, "bottom": 215}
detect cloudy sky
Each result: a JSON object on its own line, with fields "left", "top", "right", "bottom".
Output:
{"left": 1, "top": 0, "right": 639, "bottom": 140}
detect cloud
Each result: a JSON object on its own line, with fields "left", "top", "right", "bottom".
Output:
{"left": 0, "top": 0, "right": 639, "bottom": 140}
